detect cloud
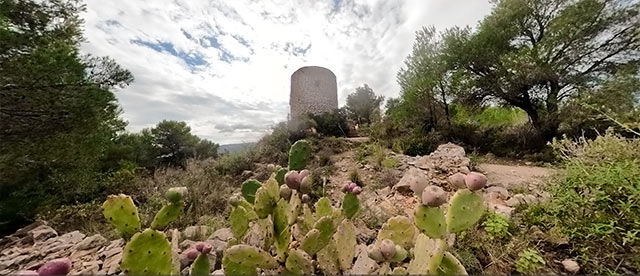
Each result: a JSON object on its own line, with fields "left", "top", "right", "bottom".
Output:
{"left": 80, "top": 0, "right": 493, "bottom": 144}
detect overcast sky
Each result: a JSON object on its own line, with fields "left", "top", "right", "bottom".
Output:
{"left": 81, "top": 0, "right": 493, "bottom": 144}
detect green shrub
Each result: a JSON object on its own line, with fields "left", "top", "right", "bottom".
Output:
{"left": 515, "top": 248, "right": 546, "bottom": 274}
{"left": 482, "top": 212, "right": 511, "bottom": 240}
{"left": 214, "top": 150, "right": 256, "bottom": 176}
{"left": 381, "top": 157, "right": 399, "bottom": 169}
{"left": 308, "top": 109, "right": 350, "bottom": 137}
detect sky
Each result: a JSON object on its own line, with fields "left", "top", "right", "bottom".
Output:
{"left": 81, "top": 0, "right": 493, "bottom": 145}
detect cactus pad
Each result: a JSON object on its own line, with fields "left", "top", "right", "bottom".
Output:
{"left": 285, "top": 249, "right": 314, "bottom": 275}
{"left": 390, "top": 244, "right": 408, "bottom": 262}
{"left": 334, "top": 219, "right": 356, "bottom": 271}
{"left": 287, "top": 190, "right": 301, "bottom": 225}
{"left": 121, "top": 229, "right": 172, "bottom": 275}
{"left": 407, "top": 233, "right": 446, "bottom": 275}
{"left": 241, "top": 179, "right": 262, "bottom": 204}
{"left": 288, "top": 139, "right": 311, "bottom": 170}
{"left": 392, "top": 267, "right": 407, "bottom": 275}
{"left": 253, "top": 187, "right": 276, "bottom": 219}
{"left": 316, "top": 241, "right": 340, "bottom": 275}
{"left": 190, "top": 254, "right": 210, "bottom": 276}
{"left": 230, "top": 206, "right": 250, "bottom": 239}
{"left": 446, "top": 189, "right": 485, "bottom": 233}
{"left": 438, "top": 252, "right": 468, "bottom": 275}
{"left": 237, "top": 199, "right": 258, "bottom": 221}
{"left": 342, "top": 192, "right": 359, "bottom": 219}
{"left": 377, "top": 216, "right": 415, "bottom": 248}
{"left": 225, "top": 245, "right": 278, "bottom": 269}
{"left": 315, "top": 197, "right": 333, "bottom": 218}
{"left": 150, "top": 202, "right": 183, "bottom": 230}
{"left": 275, "top": 167, "right": 288, "bottom": 185}
{"left": 301, "top": 216, "right": 336, "bottom": 255}
{"left": 273, "top": 198, "right": 291, "bottom": 261}
{"left": 102, "top": 194, "right": 141, "bottom": 239}
{"left": 414, "top": 205, "right": 447, "bottom": 239}
{"left": 300, "top": 204, "right": 316, "bottom": 234}
{"left": 264, "top": 176, "right": 280, "bottom": 200}
{"left": 222, "top": 255, "right": 256, "bottom": 276}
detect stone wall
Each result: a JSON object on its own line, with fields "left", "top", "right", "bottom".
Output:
{"left": 289, "top": 66, "right": 338, "bottom": 120}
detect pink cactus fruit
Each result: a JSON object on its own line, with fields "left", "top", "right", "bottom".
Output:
{"left": 379, "top": 239, "right": 396, "bottom": 260}
{"left": 37, "top": 258, "right": 71, "bottom": 276}
{"left": 464, "top": 172, "right": 487, "bottom": 191}
{"left": 185, "top": 248, "right": 199, "bottom": 260}
{"left": 448, "top": 172, "right": 467, "bottom": 189}
{"left": 285, "top": 171, "right": 301, "bottom": 190}
{"left": 351, "top": 186, "right": 362, "bottom": 195}
{"left": 421, "top": 185, "right": 447, "bottom": 207}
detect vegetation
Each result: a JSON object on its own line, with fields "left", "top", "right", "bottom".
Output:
{"left": 345, "top": 84, "right": 384, "bottom": 127}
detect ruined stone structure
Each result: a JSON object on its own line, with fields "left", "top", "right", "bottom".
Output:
{"left": 289, "top": 66, "right": 338, "bottom": 120}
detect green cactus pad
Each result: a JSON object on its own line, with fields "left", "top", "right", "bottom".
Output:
{"left": 288, "top": 140, "right": 312, "bottom": 170}
{"left": 241, "top": 179, "right": 262, "bottom": 204}
{"left": 256, "top": 218, "right": 274, "bottom": 251}
{"left": 301, "top": 216, "right": 336, "bottom": 255}
{"left": 287, "top": 190, "right": 302, "bottom": 225}
{"left": 222, "top": 255, "right": 256, "bottom": 276}
{"left": 237, "top": 199, "right": 258, "bottom": 221}
{"left": 414, "top": 205, "right": 447, "bottom": 239}
{"left": 121, "top": 229, "right": 172, "bottom": 275}
{"left": 315, "top": 197, "right": 333, "bottom": 218}
{"left": 377, "top": 216, "right": 416, "bottom": 248}
{"left": 334, "top": 219, "right": 357, "bottom": 271}
{"left": 102, "top": 194, "right": 141, "bottom": 239}
{"left": 392, "top": 267, "right": 407, "bottom": 275}
{"left": 316, "top": 241, "right": 340, "bottom": 275}
{"left": 190, "top": 253, "right": 210, "bottom": 276}
{"left": 150, "top": 202, "right": 183, "bottom": 230}
{"left": 438, "top": 252, "right": 468, "bottom": 275}
{"left": 253, "top": 187, "right": 276, "bottom": 219}
{"left": 390, "top": 244, "right": 408, "bottom": 262}
{"left": 264, "top": 176, "right": 280, "bottom": 200}
{"left": 301, "top": 204, "right": 316, "bottom": 234}
{"left": 342, "top": 192, "right": 360, "bottom": 219}
{"left": 225, "top": 245, "right": 278, "bottom": 269}
{"left": 230, "top": 206, "right": 250, "bottom": 239}
{"left": 407, "top": 233, "right": 446, "bottom": 275}
{"left": 273, "top": 198, "right": 291, "bottom": 261}
{"left": 285, "top": 249, "right": 314, "bottom": 275}
{"left": 165, "top": 187, "right": 187, "bottom": 203}
{"left": 446, "top": 189, "right": 485, "bottom": 233}
{"left": 275, "top": 167, "right": 288, "bottom": 185}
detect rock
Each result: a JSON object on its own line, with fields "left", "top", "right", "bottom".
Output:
{"left": 57, "top": 231, "right": 86, "bottom": 245}
{"left": 241, "top": 170, "right": 253, "bottom": 179}
{"left": 523, "top": 194, "right": 538, "bottom": 205}
{"left": 355, "top": 226, "right": 376, "bottom": 245}
{"left": 205, "top": 239, "right": 228, "bottom": 256}
{"left": 375, "top": 187, "right": 391, "bottom": 198}
{"left": 179, "top": 240, "right": 196, "bottom": 251}
{"left": 101, "top": 251, "right": 122, "bottom": 275}
{"left": 485, "top": 186, "right": 509, "bottom": 199}
{"left": 561, "top": 259, "right": 580, "bottom": 273}
{"left": 505, "top": 197, "right": 522, "bottom": 207}
{"left": 74, "top": 234, "right": 107, "bottom": 251}
{"left": 208, "top": 228, "right": 233, "bottom": 242}
{"left": 183, "top": 226, "right": 211, "bottom": 241}
{"left": 30, "top": 225, "right": 57, "bottom": 242}
{"left": 394, "top": 168, "right": 429, "bottom": 195}
{"left": 348, "top": 244, "right": 378, "bottom": 275}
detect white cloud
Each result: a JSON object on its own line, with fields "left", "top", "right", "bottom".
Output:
{"left": 80, "top": 0, "right": 493, "bottom": 144}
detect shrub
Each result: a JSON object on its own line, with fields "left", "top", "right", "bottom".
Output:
{"left": 308, "top": 109, "right": 350, "bottom": 137}
{"left": 515, "top": 248, "right": 546, "bottom": 274}
{"left": 482, "top": 212, "right": 511, "bottom": 240}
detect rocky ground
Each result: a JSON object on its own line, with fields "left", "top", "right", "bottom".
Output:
{"left": 0, "top": 142, "right": 556, "bottom": 275}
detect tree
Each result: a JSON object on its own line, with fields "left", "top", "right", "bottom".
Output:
{"left": 345, "top": 84, "right": 384, "bottom": 126}
{"left": 442, "top": 0, "right": 640, "bottom": 139}
{"left": 0, "top": 0, "right": 133, "bottom": 233}
{"left": 150, "top": 120, "right": 218, "bottom": 168}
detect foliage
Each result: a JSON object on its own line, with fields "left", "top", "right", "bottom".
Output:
{"left": 527, "top": 132, "right": 640, "bottom": 273}
{"left": 345, "top": 84, "right": 384, "bottom": 126}
{"left": 308, "top": 109, "right": 350, "bottom": 137}
{"left": 515, "top": 248, "right": 546, "bottom": 274}
{"left": 482, "top": 212, "right": 511, "bottom": 240}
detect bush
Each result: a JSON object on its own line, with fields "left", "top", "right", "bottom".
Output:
{"left": 308, "top": 109, "right": 350, "bottom": 137}
{"left": 527, "top": 132, "right": 640, "bottom": 273}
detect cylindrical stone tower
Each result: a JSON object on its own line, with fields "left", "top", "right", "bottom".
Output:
{"left": 290, "top": 66, "right": 338, "bottom": 120}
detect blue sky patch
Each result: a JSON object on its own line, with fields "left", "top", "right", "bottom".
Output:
{"left": 131, "top": 39, "right": 206, "bottom": 67}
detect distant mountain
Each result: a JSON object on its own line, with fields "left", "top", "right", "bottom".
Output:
{"left": 218, "top": 142, "right": 256, "bottom": 154}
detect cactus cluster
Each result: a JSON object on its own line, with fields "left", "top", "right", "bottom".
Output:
{"left": 102, "top": 187, "right": 188, "bottom": 275}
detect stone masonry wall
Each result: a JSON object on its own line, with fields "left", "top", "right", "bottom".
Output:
{"left": 290, "top": 66, "right": 338, "bottom": 120}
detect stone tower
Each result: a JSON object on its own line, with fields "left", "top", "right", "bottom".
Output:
{"left": 289, "top": 66, "right": 338, "bottom": 120}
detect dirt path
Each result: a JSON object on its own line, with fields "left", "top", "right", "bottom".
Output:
{"left": 478, "top": 163, "right": 557, "bottom": 191}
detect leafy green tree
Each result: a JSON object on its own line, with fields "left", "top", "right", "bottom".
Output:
{"left": 0, "top": 0, "right": 133, "bottom": 233}
{"left": 150, "top": 120, "right": 218, "bottom": 168}
{"left": 345, "top": 84, "right": 384, "bottom": 126}
{"left": 442, "top": 0, "right": 640, "bottom": 139}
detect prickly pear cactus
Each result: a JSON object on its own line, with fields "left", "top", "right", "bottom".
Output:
{"left": 224, "top": 245, "right": 278, "bottom": 269}
{"left": 392, "top": 267, "right": 407, "bottom": 275}
{"left": 342, "top": 192, "right": 359, "bottom": 219}
{"left": 316, "top": 240, "right": 340, "bottom": 275}
{"left": 165, "top": 187, "right": 187, "bottom": 203}
{"left": 222, "top": 255, "right": 256, "bottom": 276}
{"left": 241, "top": 179, "right": 262, "bottom": 204}
{"left": 150, "top": 202, "right": 183, "bottom": 230}
{"left": 446, "top": 189, "right": 485, "bottom": 233}
{"left": 102, "top": 194, "right": 141, "bottom": 239}
{"left": 253, "top": 187, "right": 276, "bottom": 219}
{"left": 414, "top": 205, "right": 447, "bottom": 239}
{"left": 334, "top": 219, "right": 357, "bottom": 271}
{"left": 275, "top": 167, "right": 288, "bottom": 185}
{"left": 315, "top": 197, "right": 333, "bottom": 218}
{"left": 438, "top": 252, "right": 468, "bottom": 275}
{"left": 190, "top": 254, "right": 210, "bottom": 276}
{"left": 237, "top": 198, "right": 258, "bottom": 221}
{"left": 230, "top": 206, "right": 249, "bottom": 239}
{"left": 300, "top": 204, "right": 316, "bottom": 234}
{"left": 121, "top": 229, "right": 172, "bottom": 275}
{"left": 273, "top": 198, "right": 291, "bottom": 261}
{"left": 288, "top": 139, "right": 311, "bottom": 170}
{"left": 301, "top": 216, "right": 336, "bottom": 255}
{"left": 377, "top": 216, "right": 415, "bottom": 248}
{"left": 285, "top": 249, "right": 314, "bottom": 275}
{"left": 287, "top": 190, "right": 301, "bottom": 225}
{"left": 407, "top": 233, "right": 446, "bottom": 275}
